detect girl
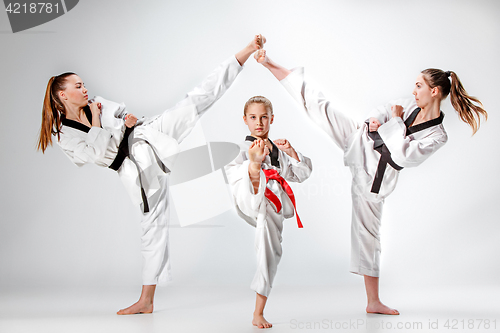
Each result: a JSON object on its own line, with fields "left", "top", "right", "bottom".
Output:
{"left": 225, "top": 96, "right": 312, "bottom": 328}
{"left": 37, "top": 35, "right": 265, "bottom": 315}
{"left": 254, "top": 47, "right": 487, "bottom": 315}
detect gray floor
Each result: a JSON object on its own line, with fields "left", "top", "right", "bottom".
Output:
{"left": 1, "top": 284, "right": 498, "bottom": 333}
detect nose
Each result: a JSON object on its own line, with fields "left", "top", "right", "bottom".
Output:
{"left": 412, "top": 88, "right": 417, "bottom": 96}
{"left": 83, "top": 86, "right": 88, "bottom": 94}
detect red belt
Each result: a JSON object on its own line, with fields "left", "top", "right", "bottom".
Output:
{"left": 262, "top": 169, "right": 303, "bottom": 228}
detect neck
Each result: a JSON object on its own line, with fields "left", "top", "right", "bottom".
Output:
{"left": 65, "top": 104, "right": 86, "bottom": 122}
{"left": 250, "top": 133, "right": 269, "bottom": 140}
{"left": 420, "top": 99, "right": 441, "bottom": 121}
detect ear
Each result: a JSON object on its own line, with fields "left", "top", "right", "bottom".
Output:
{"left": 270, "top": 114, "right": 274, "bottom": 124}
{"left": 58, "top": 90, "right": 67, "bottom": 100}
{"left": 431, "top": 86, "right": 440, "bottom": 97}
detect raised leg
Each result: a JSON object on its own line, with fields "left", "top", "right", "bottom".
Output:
{"left": 147, "top": 35, "right": 266, "bottom": 144}
{"left": 255, "top": 49, "right": 291, "bottom": 81}
{"left": 257, "top": 47, "right": 359, "bottom": 150}
{"left": 236, "top": 34, "right": 266, "bottom": 66}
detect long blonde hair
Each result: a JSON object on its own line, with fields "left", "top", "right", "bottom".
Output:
{"left": 421, "top": 69, "right": 487, "bottom": 135}
{"left": 37, "top": 72, "right": 76, "bottom": 152}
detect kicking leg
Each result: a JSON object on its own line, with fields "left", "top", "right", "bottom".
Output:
{"left": 236, "top": 34, "right": 266, "bottom": 66}
{"left": 255, "top": 49, "right": 291, "bottom": 81}
{"left": 147, "top": 34, "right": 266, "bottom": 144}
{"left": 257, "top": 47, "right": 359, "bottom": 150}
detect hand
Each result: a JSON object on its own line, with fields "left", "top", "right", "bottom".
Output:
{"left": 391, "top": 105, "right": 404, "bottom": 119}
{"left": 88, "top": 101, "right": 101, "bottom": 118}
{"left": 124, "top": 114, "right": 138, "bottom": 128}
{"left": 368, "top": 117, "right": 381, "bottom": 132}
{"left": 274, "top": 138, "right": 300, "bottom": 161}
{"left": 274, "top": 138, "right": 292, "bottom": 151}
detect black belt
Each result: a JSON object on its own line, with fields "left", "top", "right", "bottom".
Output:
{"left": 109, "top": 126, "right": 134, "bottom": 171}
{"left": 367, "top": 128, "right": 403, "bottom": 194}
{"left": 109, "top": 126, "right": 170, "bottom": 213}
{"left": 367, "top": 107, "right": 444, "bottom": 194}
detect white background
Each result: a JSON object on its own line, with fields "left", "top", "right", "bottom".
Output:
{"left": 0, "top": 0, "right": 498, "bottom": 307}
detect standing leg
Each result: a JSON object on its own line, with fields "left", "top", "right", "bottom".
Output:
{"left": 117, "top": 285, "right": 156, "bottom": 315}
{"left": 350, "top": 186, "right": 398, "bottom": 315}
{"left": 117, "top": 175, "right": 171, "bottom": 315}
{"left": 253, "top": 293, "right": 272, "bottom": 329}
{"left": 365, "top": 276, "right": 399, "bottom": 315}
{"left": 251, "top": 214, "right": 283, "bottom": 329}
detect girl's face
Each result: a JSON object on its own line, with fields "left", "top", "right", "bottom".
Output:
{"left": 58, "top": 75, "right": 88, "bottom": 109}
{"left": 244, "top": 103, "right": 274, "bottom": 139}
{"left": 413, "top": 73, "right": 439, "bottom": 108}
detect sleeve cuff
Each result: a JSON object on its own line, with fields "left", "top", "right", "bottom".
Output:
{"left": 378, "top": 117, "right": 405, "bottom": 142}
{"left": 289, "top": 151, "right": 305, "bottom": 166}
{"left": 87, "top": 126, "right": 110, "bottom": 143}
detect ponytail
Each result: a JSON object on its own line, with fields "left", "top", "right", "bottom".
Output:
{"left": 421, "top": 69, "right": 487, "bottom": 135}
{"left": 37, "top": 72, "right": 75, "bottom": 152}
{"left": 448, "top": 71, "right": 487, "bottom": 135}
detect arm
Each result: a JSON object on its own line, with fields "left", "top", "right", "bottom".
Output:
{"left": 274, "top": 139, "right": 312, "bottom": 183}
{"left": 57, "top": 128, "right": 113, "bottom": 167}
{"left": 367, "top": 98, "right": 418, "bottom": 127}
{"left": 378, "top": 118, "right": 448, "bottom": 168}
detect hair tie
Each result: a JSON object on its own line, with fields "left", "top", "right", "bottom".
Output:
{"left": 445, "top": 71, "right": 451, "bottom": 77}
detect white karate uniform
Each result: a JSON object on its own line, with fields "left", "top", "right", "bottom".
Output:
{"left": 281, "top": 67, "right": 448, "bottom": 277}
{"left": 225, "top": 139, "right": 312, "bottom": 296}
{"left": 57, "top": 56, "right": 243, "bottom": 285}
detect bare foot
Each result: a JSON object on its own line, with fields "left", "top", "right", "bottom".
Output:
{"left": 116, "top": 300, "right": 153, "bottom": 315}
{"left": 254, "top": 49, "right": 268, "bottom": 64}
{"left": 247, "top": 34, "right": 266, "bottom": 52}
{"left": 253, "top": 313, "right": 273, "bottom": 329}
{"left": 366, "top": 300, "right": 399, "bottom": 315}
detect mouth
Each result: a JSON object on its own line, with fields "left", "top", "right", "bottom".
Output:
{"left": 84, "top": 95, "right": 88, "bottom": 99}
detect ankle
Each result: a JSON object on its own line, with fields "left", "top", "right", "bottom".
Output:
{"left": 138, "top": 297, "right": 154, "bottom": 305}
{"left": 367, "top": 297, "right": 381, "bottom": 305}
